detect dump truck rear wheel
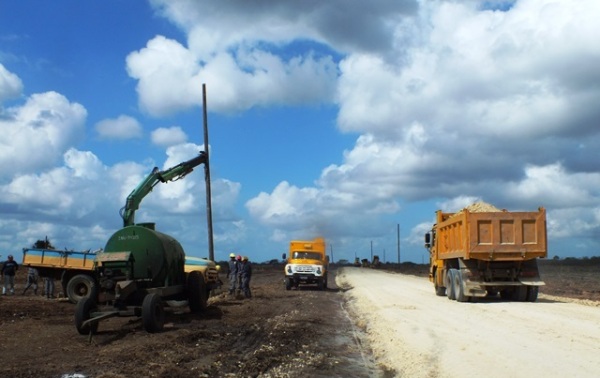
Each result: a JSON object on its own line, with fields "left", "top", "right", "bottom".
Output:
{"left": 66, "top": 274, "right": 97, "bottom": 304}
{"left": 526, "top": 286, "right": 539, "bottom": 302}
{"left": 445, "top": 269, "right": 456, "bottom": 300}
{"left": 513, "top": 286, "right": 528, "bottom": 302}
{"left": 187, "top": 271, "right": 207, "bottom": 313}
{"left": 500, "top": 289, "right": 512, "bottom": 300}
{"left": 454, "top": 270, "right": 468, "bottom": 302}
{"left": 142, "top": 293, "right": 165, "bottom": 333}
{"left": 75, "top": 296, "right": 98, "bottom": 335}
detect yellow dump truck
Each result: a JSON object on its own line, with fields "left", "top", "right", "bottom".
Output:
{"left": 22, "top": 248, "right": 99, "bottom": 303}
{"left": 23, "top": 248, "right": 220, "bottom": 304}
{"left": 424, "top": 204, "right": 547, "bottom": 302}
{"left": 283, "top": 237, "right": 329, "bottom": 290}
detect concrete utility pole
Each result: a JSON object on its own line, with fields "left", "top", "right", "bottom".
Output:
{"left": 202, "top": 84, "right": 215, "bottom": 261}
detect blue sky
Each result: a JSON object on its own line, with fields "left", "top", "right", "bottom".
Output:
{"left": 1, "top": 0, "right": 599, "bottom": 263}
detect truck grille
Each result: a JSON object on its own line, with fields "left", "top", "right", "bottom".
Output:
{"left": 295, "top": 266, "right": 315, "bottom": 273}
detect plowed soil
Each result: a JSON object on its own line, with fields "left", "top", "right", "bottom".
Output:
{"left": 0, "top": 259, "right": 598, "bottom": 378}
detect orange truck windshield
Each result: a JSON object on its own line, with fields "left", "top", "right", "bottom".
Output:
{"left": 292, "top": 251, "right": 322, "bottom": 260}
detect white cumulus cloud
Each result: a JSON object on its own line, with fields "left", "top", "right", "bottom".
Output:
{"left": 95, "top": 115, "right": 143, "bottom": 140}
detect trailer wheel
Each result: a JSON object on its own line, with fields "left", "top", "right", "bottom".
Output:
{"left": 454, "top": 270, "right": 468, "bottom": 302}
{"left": 142, "top": 293, "right": 165, "bottom": 333}
{"left": 434, "top": 270, "right": 446, "bottom": 296}
{"left": 445, "top": 269, "right": 456, "bottom": 300}
{"left": 75, "top": 296, "right": 99, "bottom": 335}
{"left": 526, "top": 286, "right": 539, "bottom": 302}
{"left": 187, "top": 271, "right": 208, "bottom": 313}
{"left": 66, "top": 274, "right": 97, "bottom": 304}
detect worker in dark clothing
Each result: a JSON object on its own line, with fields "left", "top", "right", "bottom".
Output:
{"left": 227, "top": 253, "right": 239, "bottom": 296}
{"left": 235, "top": 254, "right": 243, "bottom": 296}
{"left": 2, "top": 254, "right": 19, "bottom": 295}
{"left": 43, "top": 276, "right": 55, "bottom": 299}
{"left": 240, "top": 256, "right": 252, "bottom": 299}
{"left": 22, "top": 265, "right": 39, "bottom": 295}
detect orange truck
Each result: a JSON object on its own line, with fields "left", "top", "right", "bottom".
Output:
{"left": 424, "top": 205, "right": 547, "bottom": 302}
{"left": 283, "top": 237, "right": 329, "bottom": 290}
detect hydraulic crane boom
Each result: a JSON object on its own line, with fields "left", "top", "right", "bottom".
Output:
{"left": 120, "top": 152, "right": 207, "bottom": 227}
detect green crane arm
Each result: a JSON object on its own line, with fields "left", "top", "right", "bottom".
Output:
{"left": 120, "top": 152, "right": 208, "bottom": 227}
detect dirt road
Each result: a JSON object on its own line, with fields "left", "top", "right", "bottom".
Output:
{"left": 337, "top": 267, "right": 600, "bottom": 378}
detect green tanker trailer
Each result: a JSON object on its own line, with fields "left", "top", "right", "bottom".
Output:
{"left": 75, "top": 152, "right": 219, "bottom": 336}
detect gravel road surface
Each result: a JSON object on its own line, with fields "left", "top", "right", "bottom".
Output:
{"left": 337, "top": 267, "right": 600, "bottom": 378}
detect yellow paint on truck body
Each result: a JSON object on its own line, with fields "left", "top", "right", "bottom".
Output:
{"left": 426, "top": 207, "right": 547, "bottom": 301}
{"left": 23, "top": 248, "right": 96, "bottom": 270}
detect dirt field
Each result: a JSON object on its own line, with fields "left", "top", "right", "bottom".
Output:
{"left": 0, "top": 259, "right": 598, "bottom": 378}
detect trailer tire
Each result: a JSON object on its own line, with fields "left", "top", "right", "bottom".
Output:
{"left": 187, "top": 271, "right": 208, "bottom": 313}
{"left": 434, "top": 270, "right": 446, "bottom": 296}
{"left": 454, "top": 270, "right": 468, "bottom": 302}
{"left": 526, "top": 286, "right": 539, "bottom": 302}
{"left": 75, "top": 296, "right": 99, "bottom": 335}
{"left": 66, "top": 274, "right": 97, "bottom": 304}
{"left": 445, "top": 269, "right": 456, "bottom": 300}
{"left": 142, "top": 293, "right": 165, "bottom": 333}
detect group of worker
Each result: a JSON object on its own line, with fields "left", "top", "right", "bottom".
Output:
{"left": 1, "top": 255, "right": 55, "bottom": 298}
{"left": 227, "top": 253, "right": 252, "bottom": 298}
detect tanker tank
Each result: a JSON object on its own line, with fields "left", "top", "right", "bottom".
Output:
{"left": 103, "top": 222, "right": 186, "bottom": 286}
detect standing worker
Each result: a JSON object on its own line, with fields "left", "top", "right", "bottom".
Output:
{"left": 235, "top": 255, "right": 243, "bottom": 296}
{"left": 2, "top": 254, "right": 19, "bottom": 295}
{"left": 43, "top": 276, "right": 55, "bottom": 299}
{"left": 22, "top": 265, "right": 39, "bottom": 295}
{"left": 240, "top": 256, "right": 252, "bottom": 299}
{"left": 227, "top": 253, "right": 239, "bottom": 296}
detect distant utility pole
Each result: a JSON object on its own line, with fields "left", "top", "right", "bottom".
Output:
{"left": 370, "top": 240, "right": 373, "bottom": 261}
{"left": 330, "top": 244, "right": 334, "bottom": 264}
{"left": 397, "top": 224, "right": 401, "bottom": 264}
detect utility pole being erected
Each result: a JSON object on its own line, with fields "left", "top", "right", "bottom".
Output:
{"left": 202, "top": 84, "right": 215, "bottom": 262}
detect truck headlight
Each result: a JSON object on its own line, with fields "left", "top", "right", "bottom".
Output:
{"left": 316, "top": 267, "right": 322, "bottom": 275}
{"left": 287, "top": 265, "right": 292, "bottom": 274}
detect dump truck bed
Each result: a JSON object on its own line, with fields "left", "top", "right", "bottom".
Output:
{"left": 22, "top": 248, "right": 96, "bottom": 270}
{"left": 434, "top": 207, "right": 547, "bottom": 261}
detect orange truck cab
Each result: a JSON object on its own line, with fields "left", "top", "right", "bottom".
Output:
{"left": 283, "top": 238, "right": 329, "bottom": 290}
